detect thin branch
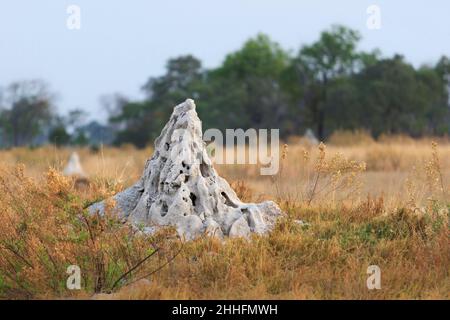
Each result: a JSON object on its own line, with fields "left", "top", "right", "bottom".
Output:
{"left": 124, "top": 242, "right": 184, "bottom": 289}
{"left": 110, "top": 247, "right": 160, "bottom": 291}
{"left": 1, "top": 244, "right": 34, "bottom": 268}
{"left": 307, "top": 171, "right": 321, "bottom": 205}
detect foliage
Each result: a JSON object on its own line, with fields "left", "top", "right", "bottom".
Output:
{"left": 108, "top": 26, "right": 450, "bottom": 147}
{"left": 1, "top": 26, "right": 449, "bottom": 150}
{"left": 0, "top": 140, "right": 448, "bottom": 299}
{"left": 0, "top": 80, "right": 54, "bottom": 147}
{"left": 0, "top": 165, "right": 180, "bottom": 298}
{"left": 49, "top": 126, "right": 71, "bottom": 147}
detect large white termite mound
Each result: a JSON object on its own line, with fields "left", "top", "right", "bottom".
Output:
{"left": 89, "top": 99, "right": 284, "bottom": 239}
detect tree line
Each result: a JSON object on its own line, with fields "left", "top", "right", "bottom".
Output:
{"left": 0, "top": 81, "right": 109, "bottom": 148}
{"left": 1, "top": 25, "right": 449, "bottom": 148}
{"left": 110, "top": 25, "right": 450, "bottom": 147}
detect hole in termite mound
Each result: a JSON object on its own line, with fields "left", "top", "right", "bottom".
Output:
{"left": 221, "top": 191, "right": 238, "bottom": 208}
{"left": 200, "top": 162, "right": 210, "bottom": 178}
{"left": 189, "top": 193, "right": 197, "bottom": 206}
{"left": 161, "top": 201, "right": 168, "bottom": 217}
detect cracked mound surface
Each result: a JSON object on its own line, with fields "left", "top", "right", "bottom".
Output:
{"left": 89, "top": 99, "right": 283, "bottom": 239}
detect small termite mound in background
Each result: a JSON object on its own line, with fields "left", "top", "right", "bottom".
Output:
{"left": 63, "top": 152, "right": 90, "bottom": 189}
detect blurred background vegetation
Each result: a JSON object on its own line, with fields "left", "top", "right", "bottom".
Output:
{"left": 1, "top": 25, "right": 449, "bottom": 148}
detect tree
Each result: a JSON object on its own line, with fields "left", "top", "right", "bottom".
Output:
{"left": 213, "top": 34, "right": 290, "bottom": 131}
{"left": 290, "top": 25, "right": 362, "bottom": 139}
{"left": 66, "top": 108, "right": 89, "bottom": 133}
{"left": 111, "top": 55, "right": 204, "bottom": 147}
{"left": 143, "top": 55, "right": 203, "bottom": 100}
{"left": 105, "top": 26, "right": 450, "bottom": 147}
{"left": 49, "top": 125, "right": 71, "bottom": 147}
{"left": 72, "top": 131, "right": 88, "bottom": 146}
{"left": 355, "top": 55, "right": 449, "bottom": 136}
{"left": 0, "top": 80, "right": 54, "bottom": 147}
{"left": 435, "top": 55, "right": 450, "bottom": 115}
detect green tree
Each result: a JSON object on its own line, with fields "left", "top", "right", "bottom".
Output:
{"left": 213, "top": 33, "right": 290, "bottom": 131}
{"left": 289, "top": 25, "right": 362, "bottom": 139}
{"left": 355, "top": 55, "right": 449, "bottom": 136}
{"left": 49, "top": 125, "right": 71, "bottom": 147}
{"left": 72, "top": 131, "right": 88, "bottom": 146}
{"left": 105, "top": 26, "right": 450, "bottom": 147}
{"left": 66, "top": 108, "right": 89, "bottom": 132}
{"left": 0, "top": 80, "right": 54, "bottom": 147}
{"left": 111, "top": 55, "right": 204, "bottom": 147}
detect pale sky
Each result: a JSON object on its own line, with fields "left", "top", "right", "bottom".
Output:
{"left": 1, "top": 0, "right": 449, "bottom": 122}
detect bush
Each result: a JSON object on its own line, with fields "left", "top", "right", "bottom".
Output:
{"left": 0, "top": 165, "right": 178, "bottom": 298}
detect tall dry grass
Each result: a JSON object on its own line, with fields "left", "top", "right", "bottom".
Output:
{"left": 0, "top": 136, "right": 449, "bottom": 299}
{"left": 0, "top": 165, "right": 180, "bottom": 299}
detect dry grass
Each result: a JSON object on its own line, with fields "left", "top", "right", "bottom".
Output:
{"left": 0, "top": 136, "right": 449, "bottom": 299}
{"left": 0, "top": 165, "right": 180, "bottom": 299}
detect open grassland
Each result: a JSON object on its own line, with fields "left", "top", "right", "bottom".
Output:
{"left": 0, "top": 136, "right": 448, "bottom": 299}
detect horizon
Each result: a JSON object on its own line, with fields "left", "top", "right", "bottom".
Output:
{"left": 1, "top": 0, "right": 450, "bottom": 123}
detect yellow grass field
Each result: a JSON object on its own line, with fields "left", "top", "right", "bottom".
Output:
{"left": 0, "top": 136, "right": 449, "bottom": 299}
